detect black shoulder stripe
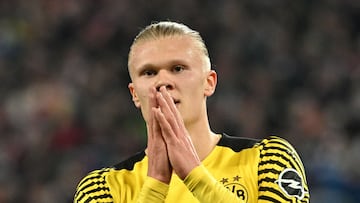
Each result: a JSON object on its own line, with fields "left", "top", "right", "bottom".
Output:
{"left": 260, "top": 152, "right": 299, "bottom": 171}
{"left": 258, "top": 177, "right": 276, "bottom": 185}
{"left": 259, "top": 186, "right": 292, "bottom": 202}
{"left": 258, "top": 159, "right": 287, "bottom": 169}
{"left": 77, "top": 193, "right": 86, "bottom": 202}
{"left": 217, "top": 133, "right": 259, "bottom": 152}
{"left": 76, "top": 188, "right": 112, "bottom": 203}
{"left": 258, "top": 168, "right": 281, "bottom": 176}
{"left": 258, "top": 195, "right": 282, "bottom": 203}
{"left": 113, "top": 151, "right": 146, "bottom": 170}
{"left": 88, "top": 194, "right": 113, "bottom": 201}
{"left": 78, "top": 173, "right": 106, "bottom": 188}
{"left": 260, "top": 143, "right": 304, "bottom": 176}
{"left": 75, "top": 169, "right": 109, "bottom": 198}
{"left": 86, "top": 186, "right": 111, "bottom": 194}
{"left": 76, "top": 179, "right": 106, "bottom": 197}
{"left": 258, "top": 137, "right": 305, "bottom": 174}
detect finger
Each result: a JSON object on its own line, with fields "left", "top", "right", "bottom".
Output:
{"left": 159, "top": 86, "right": 184, "bottom": 129}
{"left": 149, "top": 86, "right": 158, "bottom": 108}
{"left": 154, "top": 107, "right": 176, "bottom": 143}
{"left": 152, "top": 107, "right": 162, "bottom": 137}
{"left": 156, "top": 90, "right": 180, "bottom": 133}
{"left": 147, "top": 87, "right": 157, "bottom": 136}
{"left": 147, "top": 108, "right": 154, "bottom": 140}
{"left": 158, "top": 86, "right": 177, "bottom": 113}
{"left": 155, "top": 97, "right": 197, "bottom": 159}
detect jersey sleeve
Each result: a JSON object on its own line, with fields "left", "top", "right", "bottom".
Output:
{"left": 183, "top": 165, "right": 247, "bottom": 203}
{"left": 257, "top": 136, "right": 310, "bottom": 202}
{"left": 136, "top": 177, "right": 169, "bottom": 202}
{"left": 73, "top": 168, "right": 114, "bottom": 203}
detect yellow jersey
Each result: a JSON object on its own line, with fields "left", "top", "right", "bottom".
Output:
{"left": 74, "top": 134, "right": 309, "bottom": 202}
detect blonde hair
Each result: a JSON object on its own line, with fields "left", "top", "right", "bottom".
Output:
{"left": 128, "top": 21, "right": 210, "bottom": 71}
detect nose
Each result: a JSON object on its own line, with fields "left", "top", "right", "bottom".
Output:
{"left": 155, "top": 70, "right": 174, "bottom": 91}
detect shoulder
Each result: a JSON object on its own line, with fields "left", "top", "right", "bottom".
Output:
{"left": 256, "top": 135, "right": 310, "bottom": 202}
{"left": 74, "top": 168, "right": 113, "bottom": 202}
{"left": 257, "top": 135, "right": 304, "bottom": 170}
{"left": 257, "top": 135, "right": 297, "bottom": 151}
{"left": 74, "top": 151, "right": 146, "bottom": 203}
{"left": 256, "top": 135, "right": 306, "bottom": 179}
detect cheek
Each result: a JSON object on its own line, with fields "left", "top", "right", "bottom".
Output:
{"left": 134, "top": 85, "right": 151, "bottom": 121}
{"left": 137, "top": 89, "right": 149, "bottom": 108}
{"left": 186, "top": 75, "right": 206, "bottom": 93}
{"left": 182, "top": 78, "right": 206, "bottom": 102}
{"left": 131, "top": 80, "right": 149, "bottom": 106}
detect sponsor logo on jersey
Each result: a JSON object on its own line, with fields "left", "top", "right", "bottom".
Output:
{"left": 220, "top": 175, "right": 248, "bottom": 202}
{"left": 275, "top": 168, "right": 306, "bottom": 200}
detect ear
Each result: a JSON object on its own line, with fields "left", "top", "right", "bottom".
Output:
{"left": 128, "top": 83, "right": 141, "bottom": 108}
{"left": 204, "top": 70, "right": 217, "bottom": 97}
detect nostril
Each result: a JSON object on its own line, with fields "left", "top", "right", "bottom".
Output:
{"left": 156, "top": 84, "right": 172, "bottom": 92}
{"left": 165, "top": 84, "right": 173, "bottom": 90}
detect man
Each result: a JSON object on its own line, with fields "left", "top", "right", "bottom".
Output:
{"left": 74, "top": 21, "right": 310, "bottom": 202}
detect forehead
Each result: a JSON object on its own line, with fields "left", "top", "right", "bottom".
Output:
{"left": 129, "top": 36, "right": 204, "bottom": 71}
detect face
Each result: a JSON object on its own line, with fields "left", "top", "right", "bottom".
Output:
{"left": 128, "top": 35, "right": 217, "bottom": 125}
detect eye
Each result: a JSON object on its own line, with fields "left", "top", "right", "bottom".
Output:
{"left": 141, "top": 69, "right": 157, "bottom": 76}
{"left": 172, "top": 65, "right": 185, "bottom": 73}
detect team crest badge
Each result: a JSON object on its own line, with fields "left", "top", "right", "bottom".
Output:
{"left": 219, "top": 175, "right": 248, "bottom": 202}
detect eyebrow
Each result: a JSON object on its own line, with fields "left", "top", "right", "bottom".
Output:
{"left": 136, "top": 59, "right": 189, "bottom": 73}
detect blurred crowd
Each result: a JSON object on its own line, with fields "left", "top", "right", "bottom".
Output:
{"left": 0, "top": 0, "right": 359, "bottom": 202}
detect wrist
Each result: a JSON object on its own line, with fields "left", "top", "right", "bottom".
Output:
{"left": 176, "top": 162, "right": 200, "bottom": 180}
{"left": 148, "top": 171, "right": 172, "bottom": 184}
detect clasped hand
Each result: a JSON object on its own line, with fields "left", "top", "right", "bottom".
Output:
{"left": 146, "top": 86, "right": 200, "bottom": 184}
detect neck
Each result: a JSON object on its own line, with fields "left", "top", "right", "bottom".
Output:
{"left": 185, "top": 116, "right": 220, "bottom": 161}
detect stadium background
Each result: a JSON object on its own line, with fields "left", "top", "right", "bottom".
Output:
{"left": 0, "top": 0, "right": 359, "bottom": 202}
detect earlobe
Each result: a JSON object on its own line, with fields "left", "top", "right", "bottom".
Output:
{"left": 204, "top": 70, "right": 217, "bottom": 96}
{"left": 128, "top": 83, "right": 141, "bottom": 108}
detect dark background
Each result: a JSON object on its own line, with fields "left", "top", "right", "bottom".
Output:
{"left": 0, "top": 0, "right": 359, "bottom": 202}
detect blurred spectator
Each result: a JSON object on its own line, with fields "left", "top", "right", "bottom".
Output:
{"left": 0, "top": 0, "right": 359, "bottom": 202}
